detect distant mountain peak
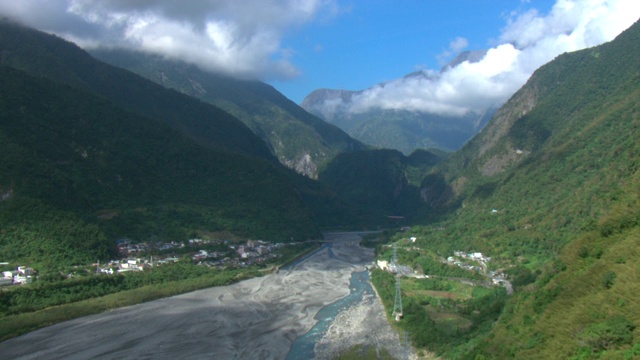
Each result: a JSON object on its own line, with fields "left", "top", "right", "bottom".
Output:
{"left": 300, "top": 49, "right": 494, "bottom": 154}
{"left": 440, "top": 49, "right": 488, "bottom": 72}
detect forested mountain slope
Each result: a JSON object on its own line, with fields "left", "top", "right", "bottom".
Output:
{"left": 0, "top": 22, "right": 325, "bottom": 269}
{"left": 90, "top": 49, "right": 367, "bottom": 178}
{"left": 0, "top": 20, "right": 273, "bottom": 161}
{"left": 319, "top": 149, "right": 442, "bottom": 221}
{"left": 398, "top": 19, "right": 640, "bottom": 358}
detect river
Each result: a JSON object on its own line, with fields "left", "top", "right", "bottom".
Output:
{"left": 0, "top": 232, "right": 403, "bottom": 360}
{"left": 286, "top": 270, "right": 374, "bottom": 359}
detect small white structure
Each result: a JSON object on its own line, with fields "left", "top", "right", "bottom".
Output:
{"left": 13, "top": 275, "right": 32, "bottom": 284}
{"left": 377, "top": 260, "right": 389, "bottom": 271}
{"left": 410, "top": 237, "right": 417, "bottom": 242}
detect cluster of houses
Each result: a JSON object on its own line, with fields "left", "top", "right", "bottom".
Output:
{"left": 1, "top": 266, "right": 36, "bottom": 286}
{"left": 447, "top": 251, "right": 489, "bottom": 273}
{"left": 117, "top": 239, "right": 186, "bottom": 257}
{"left": 2, "top": 238, "right": 294, "bottom": 285}
{"left": 92, "top": 257, "right": 181, "bottom": 275}
{"left": 446, "top": 251, "right": 508, "bottom": 285}
{"left": 108, "top": 238, "right": 286, "bottom": 273}
{"left": 199, "top": 239, "right": 283, "bottom": 269}
{"left": 449, "top": 251, "right": 491, "bottom": 262}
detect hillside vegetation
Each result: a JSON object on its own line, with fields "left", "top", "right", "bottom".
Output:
{"left": 0, "top": 21, "right": 324, "bottom": 269}
{"left": 90, "top": 49, "right": 367, "bottom": 178}
{"left": 380, "top": 19, "right": 640, "bottom": 358}
{"left": 319, "top": 149, "right": 442, "bottom": 223}
{"left": 0, "top": 20, "right": 273, "bottom": 161}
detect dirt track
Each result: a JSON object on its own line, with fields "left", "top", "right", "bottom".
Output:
{"left": 0, "top": 233, "right": 379, "bottom": 360}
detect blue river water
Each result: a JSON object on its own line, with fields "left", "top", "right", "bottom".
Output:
{"left": 285, "top": 269, "right": 375, "bottom": 360}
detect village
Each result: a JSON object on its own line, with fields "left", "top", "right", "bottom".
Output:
{"left": 110, "top": 238, "right": 288, "bottom": 273}
{"left": 374, "top": 237, "right": 510, "bottom": 291}
{"left": 0, "top": 238, "right": 298, "bottom": 287}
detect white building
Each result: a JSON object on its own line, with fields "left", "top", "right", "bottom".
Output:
{"left": 377, "top": 260, "right": 389, "bottom": 271}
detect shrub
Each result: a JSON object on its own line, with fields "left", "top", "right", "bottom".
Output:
{"left": 579, "top": 316, "right": 636, "bottom": 352}
{"left": 601, "top": 271, "right": 617, "bottom": 289}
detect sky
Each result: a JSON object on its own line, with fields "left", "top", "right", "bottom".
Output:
{"left": 1, "top": 0, "right": 639, "bottom": 116}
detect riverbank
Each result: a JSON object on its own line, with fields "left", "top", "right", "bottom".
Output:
{"left": 314, "top": 286, "right": 408, "bottom": 359}
{"left": 0, "top": 233, "right": 376, "bottom": 359}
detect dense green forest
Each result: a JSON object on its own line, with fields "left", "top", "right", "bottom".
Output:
{"left": 318, "top": 149, "right": 441, "bottom": 221}
{"left": 0, "top": 21, "right": 273, "bottom": 161}
{"left": 369, "top": 19, "right": 640, "bottom": 359}
{"left": 0, "top": 62, "right": 319, "bottom": 267}
{"left": 90, "top": 49, "right": 368, "bottom": 179}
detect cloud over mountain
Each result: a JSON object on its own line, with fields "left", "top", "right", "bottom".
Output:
{"left": 345, "top": 0, "right": 640, "bottom": 117}
{"left": 0, "top": 0, "right": 339, "bottom": 80}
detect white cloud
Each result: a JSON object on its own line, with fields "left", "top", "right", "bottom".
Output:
{"left": 450, "top": 37, "right": 469, "bottom": 52}
{"left": 347, "top": 0, "right": 640, "bottom": 117}
{"left": 436, "top": 36, "right": 469, "bottom": 66}
{"left": 0, "top": 0, "right": 339, "bottom": 80}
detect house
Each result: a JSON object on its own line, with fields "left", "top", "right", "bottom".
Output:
{"left": 236, "top": 246, "right": 245, "bottom": 256}
{"left": 377, "top": 260, "right": 389, "bottom": 271}
{"left": 13, "top": 275, "right": 32, "bottom": 284}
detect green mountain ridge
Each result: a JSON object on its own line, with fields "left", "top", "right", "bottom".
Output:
{"left": 394, "top": 19, "right": 640, "bottom": 358}
{"left": 0, "top": 64, "right": 321, "bottom": 266}
{"left": 318, "top": 149, "right": 442, "bottom": 221}
{"left": 0, "top": 20, "right": 273, "bottom": 161}
{"left": 0, "top": 20, "right": 342, "bottom": 268}
{"left": 89, "top": 49, "right": 367, "bottom": 178}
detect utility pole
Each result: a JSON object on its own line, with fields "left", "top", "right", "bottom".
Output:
{"left": 392, "top": 243, "right": 403, "bottom": 321}
{"left": 393, "top": 276, "right": 403, "bottom": 321}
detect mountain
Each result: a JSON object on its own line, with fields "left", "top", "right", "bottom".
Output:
{"left": 89, "top": 49, "right": 367, "bottom": 178}
{"left": 318, "top": 149, "right": 442, "bottom": 223}
{"left": 0, "top": 21, "right": 274, "bottom": 162}
{"left": 0, "top": 20, "right": 325, "bottom": 268}
{"left": 301, "top": 51, "right": 493, "bottom": 154}
{"left": 391, "top": 19, "right": 640, "bottom": 358}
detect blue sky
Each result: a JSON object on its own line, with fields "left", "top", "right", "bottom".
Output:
{"left": 1, "top": 0, "right": 638, "bottom": 112}
{"left": 273, "top": 0, "right": 557, "bottom": 103}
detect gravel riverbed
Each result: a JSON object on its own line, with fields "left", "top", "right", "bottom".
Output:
{"left": 0, "top": 232, "right": 415, "bottom": 360}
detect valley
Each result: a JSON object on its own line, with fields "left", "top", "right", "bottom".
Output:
{"left": 0, "top": 10, "right": 639, "bottom": 360}
{"left": 0, "top": 233, "right": 403, "bottom": 360}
